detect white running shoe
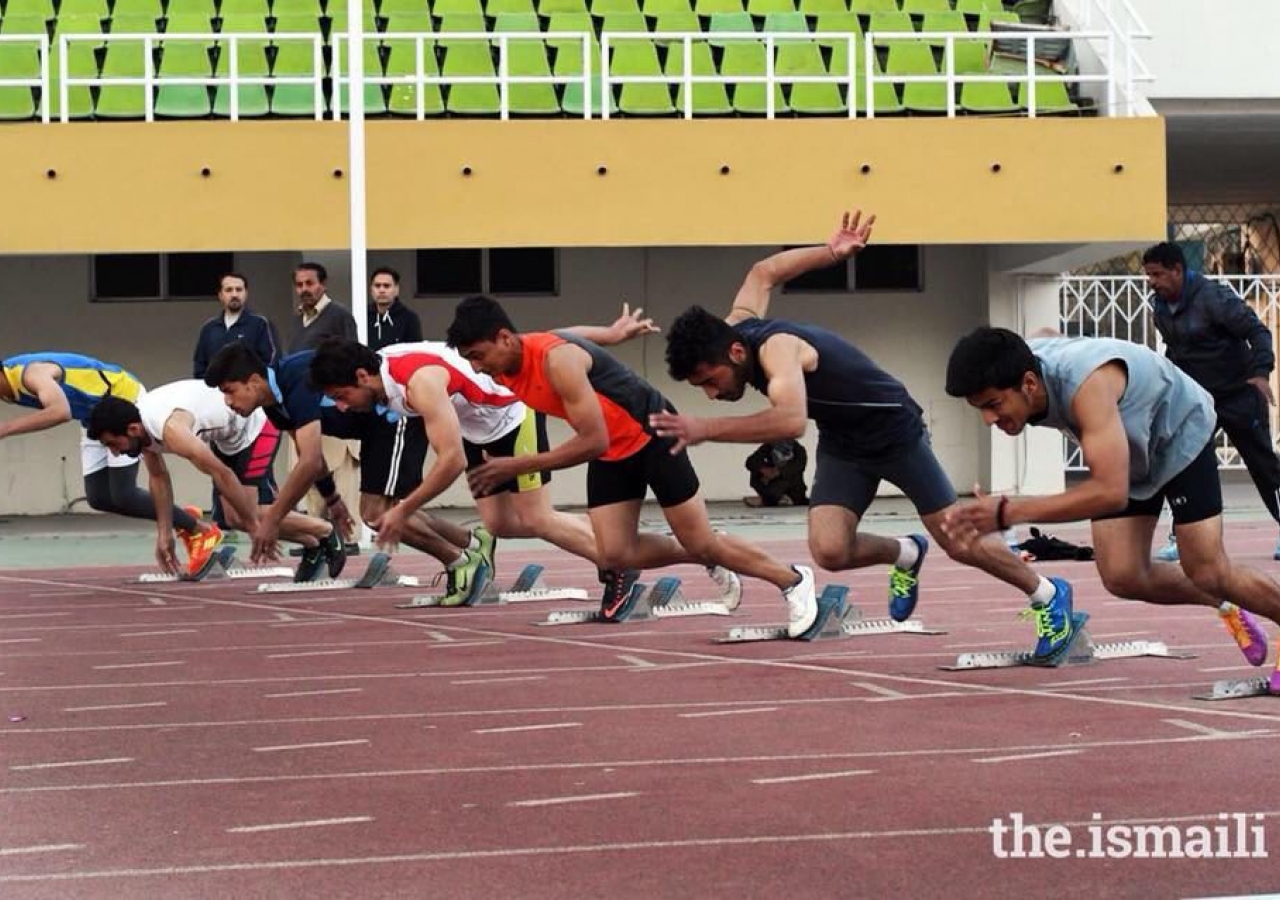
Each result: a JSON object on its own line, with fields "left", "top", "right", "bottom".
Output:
{"left": 707, "top": 565, "right": 743, "bottom": 611}
{"left": 784, "top": 565, "right": 817, "bottom": 638}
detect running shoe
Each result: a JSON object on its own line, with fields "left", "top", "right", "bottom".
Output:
{"left": 888, "top": 534, "right": 929, "bottom": 622}
{"left": 1219, "top": 603, "right": 1268, "bottom": 667}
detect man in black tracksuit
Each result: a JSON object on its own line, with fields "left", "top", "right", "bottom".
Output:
{"left": 367, "top": 266, "right": 424, "bottom": 351}
{"left": 192, "top": 272, "right": 280, "bottom": 378}
{"left": 1144, "top": 241, "right": 1280, "bottom": 560}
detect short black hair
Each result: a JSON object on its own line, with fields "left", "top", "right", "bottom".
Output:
{"left": 87, "top": 395, "right": 142, "bottom": 441}
{"left": 665, "top": 306, "right": 741, "bottom": 381}
{"left": 309, "top": 338, "right": 381, "bottom": 389}
{"left": 945, "top": 327, "right": 1042, "bottom": 398}
{"left": 371, "top": 266, "right": 400, "bottom": 285}
{"left": 219, "top": 271, "right": 249, "bottom": 290}
{"left": 296, "top": 261, "right": 328, "bottom": 284}
{"left": 446, "top": 295, "right": 517, "bottom": 348}
{"left": 205, "top": 342, "right": 268, "bottom": 389}
{"left": 1141, "top": 242, "right": 1186, "bottom": 271}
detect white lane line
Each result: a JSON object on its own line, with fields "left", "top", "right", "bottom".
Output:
{"left": 752, "top": 769, "right": 876, "bottom": 785}
{"left": 508, "top": 792, "right": 638, "bottom": 808}
{"left": 227, "top": 817, "right": 373, "bottom": 834}
{"left": 426, "top": 632, "right": 456, "bottom": 643}
{"left": 943, "top": 640, "right": 1017, "bottom": 649}
{"left": 274, "top": 613, "right": 296, "bottom": 622}
{"left": 119, "top": 630, "right": 199, "bottom": 638}
{"left": 64, "top": 702, "right": 168, "bottom": 713}
{"left": 474, "top": 722, "right": 581, "bottom": 735}
{"left": 11, "top": 757, "right": 135, "bottom": 771}
{"left": 850, "top": 681, "right": 908, "bottom": 700}
{"left": 270, "top": 620, "right": 344, "bottom": 629}
{"left": 972, "top": 749, "right": 1082, "bottom": 764}
{"left": 0, "top": 844, "right": 84, "bottom": 857}
{"left": 679, "top": 707, "right": 777, "bottom": 719}
{"left": 0, "top": 612, "right": 72, "bottom": 620}
{"left": 146, "top": 598, "right": 167, "bottom": 606}
{"left": 1038, "top": 677, "right": 1129, "bottom": 688}
{"left": 92, "top": 661, "right": 185, "bottom": 671}
{"left": 451, "top": 676, "right": 546, "bottom": 686}
{"left": 1163, "top": 718, "right": 1269, "bottom": 739}
{"left": 253, "top": 740, "right": 369, "bottom": 753}
{"left": 0, "top": 638, "right": 41, "bottom": 644}
{"left": 263, "top": 688, "right": 364, "bottom": 700}
{"left": 266, "top": 650, "right": 353, "bottom": 660}
{"left": 617, "top": 655, "right": 657, "bottom": 668}
{"left": 1199, "top": 665, "right": 1254, "bottom": 673}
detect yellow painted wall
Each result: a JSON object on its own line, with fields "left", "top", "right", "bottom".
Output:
{"left": 0, "top": 117, "right": 1165, "bottom": 251}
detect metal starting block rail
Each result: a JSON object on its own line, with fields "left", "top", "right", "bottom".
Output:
{"left": 536, "top": 575, "right": 733, "bottom": 626}
{"left": 941, "top": 612, "right": 1194, "bottom": 670}
{"left": 1195, "top": 676, "right": 1278, "bottom": 702}
{"left": 717, "top": 585, "right": 943, "bottom": 643}
{"left": 255, "top": 552, "right": 418, "bottom": 594}
{"left": 397, "top": 564, "right": 588, "bottom": 609}
{"left": 134, "top": 547, "right": 294, "bottom": 583}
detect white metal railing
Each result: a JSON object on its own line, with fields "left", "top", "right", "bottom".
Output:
{"left": 332, "top": 32, "right": 591, "bottom": 120}
{"left": 866, "top": 30, "right": 1113, "bottom": 117}
{"left": 1063, "top": 0, "right": 1152, "bottom": 116}
{"left": 1059, "top": 275, "right": 1280, "bottom": 470}
{"left": 60, "top": 32, "right": 326, "bottom": 122}
{"left": 0, "top": 34, "right": 50, "bottom": 123}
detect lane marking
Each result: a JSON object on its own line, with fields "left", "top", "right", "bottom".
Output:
{"left": 63, "top": 702, "right": 168, "bottom": 713}
{"left": 92, "top": 661, "right": 185, "bottom": 671}
{"left": 266, "top": 650, "right": 353, "bottom": 660}
{"left": 752, "top": 769, "right": 876, "bottom": 785}
{"left": 508, "top": 792, "right": 638, "bottom": 808}
{"left": 263, "top": 688, "right": 364, "bottom": 700}
{"left": 679, "top": 708, "right": 777, "bottom": 719}
{"left": 227, "top": 817, "right": 373, "bottom": 834}
{"left": 11, "top": 757, "right": 134, "bottom": 771}
{"left": 0, "top": 844, "right": 84, "bottom": 857}
{"left": 119, "top": 630, "right": 198, "bottom": 638}
{"left": 252, "top": 740, "right": 369, "bottom": 753}
{"left": 451, "top": 676, "right": 546, "bottom": 686}
{"left": 474, "top": 722, "right": 581, "bottom": 735}
{"left": 972, "top": 749, "right": 1083, "bottom": 764}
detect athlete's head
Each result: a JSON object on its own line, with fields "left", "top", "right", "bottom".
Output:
{"left": 87, "top": 396, "right": 150, "bottom": 457}
{"left": 665, "top": 306, "right": 752, "bottom": 402}
{"left": 217, "top": 272, "right": 249, "bottom": 314}
{"left": 446, "top": 295, "right": 522, "bottom": 378}
{"left": 945, "top": 327, "right": 1046, "bottom": 436}
{"left": 204, "top": 343, "right": 271, "bottom": 417}
{"left": 308, "top": 338, "right": 384, "bottom": 412}
{"left": 1141, "top": 241, "right": 1187, "bottom": 302}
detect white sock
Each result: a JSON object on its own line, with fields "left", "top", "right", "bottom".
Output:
{"left": 894, "top": 538, "right": 920, "bottom": 570}
{"left": 1028, "top": 577, "right": 1056, "bottom": 606}
{"left": 467, "top": 533, "right": 482, "bottom": 551}
{"left": 446, "top": 551, "right": 468, "bottom": 570}
{"left": 1218, "top": 601, "right": 1235, "bottom": 616}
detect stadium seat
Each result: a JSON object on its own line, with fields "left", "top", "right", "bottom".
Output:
{"left": 218, "top": 0, "right": 271, "bottom": 18}
{"left": 379, "top": 0, "right": 428, "bottom": 13}
{"left": 590, "top": 0, "right": 641, "bottom": 14}
{"left": 666, "top": 41, "right": 730, "bottom": 115}
{"left": 721, "top": 40, "right": 787, "bottom": 115}
{"left": 442, "top": 42, "right": 500, "bottom": 114}
{"left": 49, "top": 15, "right": 99, "bottom": 119}
{"left": 641, "top": 0, "right": 692, "bottom": 14}
{"left": 219, "top": 12, "right": 269, "bottom": 32}
{"left": 491, "top": 11, "right": 540, "bottom": 30}
{"left": 165, "top": 12, "right": 214, "bottom": 32}
{"left": 505, "top": 39, "right": 561, "bottom": 114}
{"left": 959, "top": 77, "right": 1015, "bottom": 113}
{"left": 166, "top": 0, "right": 216, "bottom": 19}
{"left": 270, "top": 37, "right": 326, "bottom": 115}
{"left": 951, "top": 37, "right": 986, "bottom": 73}
{"left": 598, "top": 11, "right": 646, "bottom": 32}
{"left": 693, "top": 0, "right": 744, "bottom": 15}
{"left": 155, "top": 37, "right": 212, "bottom": 117}
{"left": 111, "top": 0, "right": 163, "bottom": 21}
{"left": 975, "top": 10, "right": 1019, "bottom": 31}
{"left": 334, "top": 34, "right": 387, "bottom": 114}
{"left": 485, "top": 0, "right": 537, "bottom": 14}
{"left": 382, "top": 11, "right": 433, "bottom": 30}
{"left": 1018, "top": 77, "right": 1077, "bottom": 114}
{"left": 887, "top": 40, "right": 945, "bottom": 113}
{"left": 433, "top": 0, "right": 485, "bottom": 14}
{"left": 798, "top": 0, "right": 848, "bottom": 13}
{"left": 327, "top": 4, "right": 380, "bottom": 33}
{"left": 436, "top": 13, "right": 486, "bottom": 47}
{"left": 59, "top": 0, "right": 109, "bottom": 20}
{"left": 830, "top": 41, "right": 900, "bottom": 113}
{"left": 848, "top": 0, "right": 896, "bottom": 13}
{"left": 610, "top": 38, "right": 673, "bottom": 115}
{"left": 778, "top": 41, "right": 845, "bottom": 115}
{"left": 272, "top": 0, "right": 323, "bottom": 19}
{"left": 272, "top": 12, "right": 323, "bottom": 32}
{"left": 4, "top": 0, "right": 54, "bottom": 20}
{"left": 708, "top": 11, "right": 753, "bottom": 47}
{"left": 866, "top": 11, "right": 914, "bottom": 45}
{"left": 94, "top": 40, "right": 147, "bottom": 118}
{"left": 761, "top": 11, "right": 808, "bottom": 33}
{"left": 919, "top": 10, "right": 967, "bottom": 46}
{"left": 813, "top": 11, "right": 861, "bottom": 45}
{"left": 900, "top": 0, "right": 949, "bottom": 13}
{"left": 0, "top": 41, "right": 39, "bottom": 120}
{"left": 384, "top": 35, "right": 445, "bottom": 115}
{"left": 538, "top": 0, "right": 589, "bottom": 14}
{"left": 212, "top": 30, "right": 270, "bottom": 116}
{"left": 549, "top": 22, "right": 614, "bottom": 116}
{"left": 0, "top": 14, "right": 48, "bottom": 34}
{"left": 956, "top": 0, "right": 1004, "bottom": 11}
{"left": 651, "top": 10, "right": 700, "bottom": 41}
{"left": 747, "top": 0, "right": 796, "bottom": 15}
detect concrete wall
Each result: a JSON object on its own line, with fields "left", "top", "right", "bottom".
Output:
{"left": 1, "top": 244, "right": 1012, "bottom": 515}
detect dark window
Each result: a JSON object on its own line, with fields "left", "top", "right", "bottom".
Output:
{"left": 168, "top": 252, "right": 235, "bottom": 298}
{"left": 416, "top": 249, "right": 483, "bottom": 296}
{"left": 489, "top": 248, "right": 556, "bottom": 294}
{"left": 93, "top": 254, "right": 163, "bottom": 300}
{"left": 854, "top": 245, "right": 922, "bottom": 291}
{"left": 783, "top": 259, "right": 851, "bottom": 293}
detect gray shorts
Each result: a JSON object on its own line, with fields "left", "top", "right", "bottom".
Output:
{"left": 811, "top": 434, "right": 957, "bottom": 517}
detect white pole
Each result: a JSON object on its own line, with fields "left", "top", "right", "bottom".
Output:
{"left": 347, "top": 0, "right": 369, "bottom": 345}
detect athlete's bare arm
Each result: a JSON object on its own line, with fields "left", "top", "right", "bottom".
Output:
{"left": 0, "top": 363, "right": 74, "bottom": 439}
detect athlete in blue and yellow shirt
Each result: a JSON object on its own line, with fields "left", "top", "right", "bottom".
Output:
{"left": 0, "top": 352, "right": 220, "bottom": 570}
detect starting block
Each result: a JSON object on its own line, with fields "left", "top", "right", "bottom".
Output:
{"left": 717, "top": 585, "right": 943, "bottom": 643}
{"left": 134, "top": 547, "right": 294, "bottom": 583}
{"left": 1194, "top": 676, "right": 1278, "bottom": 702}
{"left": 255, "top": 552, "right": 418, "bottom": 594}
{"left": 536, "top": 576, "right": 734, "bottom": 626}
{"left": 397, "top": 564, "right": 589, "bottom": 609}
{"left": 941, "top": 612, "right": 1195, "bottom": 670}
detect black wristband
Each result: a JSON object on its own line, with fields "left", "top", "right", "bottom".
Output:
{"left": 315, "top": 474, "right": 337, "bottom": 499}
{"left": 996, "top": 496, "right": 1010, "bottom": 531}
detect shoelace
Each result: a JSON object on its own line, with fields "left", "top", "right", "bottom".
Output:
{"left": 1019, "top": 605, "right": 1055, "bottom": 638}
{"left": 889, "top": 568, "right": 916, "bottom": 598}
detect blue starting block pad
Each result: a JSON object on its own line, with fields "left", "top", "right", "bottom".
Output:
{"left": 398, "top": 564, "right": 590, "bottom": 609}
{"left": 536, "top": 575, "right": 734, "bottom": 626}
{"left": 716, "top": 585, "right": 944, "bottom": 643}
{"left": 942, "top": 612, "right": 1194, "bottom": 670}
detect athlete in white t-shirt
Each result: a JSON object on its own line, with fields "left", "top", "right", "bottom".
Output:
{"left": 87, "top": 380, "right": 344, "bottom": 582}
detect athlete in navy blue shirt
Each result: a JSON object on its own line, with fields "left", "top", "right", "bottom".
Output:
{"left": 658, "top": 209, "right": 1070, "bottom": 647}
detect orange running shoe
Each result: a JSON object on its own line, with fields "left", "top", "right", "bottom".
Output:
{"left": 175, "top": 505, "right": 204, "bottom": 542}
{"left": 184, "top": 523, "right": 225, "bottom": 580}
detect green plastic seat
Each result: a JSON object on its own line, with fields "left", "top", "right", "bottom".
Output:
{"left": 270, "top": 38, "right": 326, "bottom": 114}
{"left": 641, "top": 0, "right": 691, "bottom": 13}
{"left": 59, "top": 0, "right": 109, "bottom": 19}
{"left": 327, "top": 3, "right": 380, "bottom": 34}
{"left": 4, "top": 0, "right": 54, "bottom": 19}
{"left": 491, "top": 11, "right": 540, "bottom": 29}
{"left": 271, "top": 0, "right": 323, "bottom": 17}
{"left": 975, "top": 10, "right": 1019, "bottom": 31}
{"left": 831, "top": 41, "right": 900, "bottom": 112}
{"left": 707, "top": 11, "right": 753, "bottom": 46}
{"left": 382, "top": 11, "right": 433, "bottom": 30}
{"left": 94, "top": 41, "right": 147, "bottom": 118}
{"left": 109, "top": 12, "right": 160, "bottom": 31}
{"left": 49, "top": 16, "right": 99, "bottom": 119}
{"left": 960, "top": 78, "right": 1016, "bottom": 113}
{"left": 166, "top": 0, "right": 216, "bottom": 19}
{"left": 919, "top": 10, "right": 967, "bottom": 46}
{"left": 384, "top": 35, "right": 444, "bottom": 115}
{"left": 212, "top": 33, "right": 270, "bottom": 116}
{"left": 442, "top": 42, "right": 499, "bottom": 114}
{"left": 747, "top": 0, "right": 795, "bottom": 14}
{"left": 956, "top": 0, "right": 1004, "bottom": 11}
{"left": 155, "top": 38, "right": 212, "bottom": 116}
{"left": 950, "top": 38, "right": 986, "bottom": 73}
{"left": 778, "top": 41, "right": 844, "bottom": 114}
{"left": 666, "top": 40, "right": 730, "bottom": 115}
{"left": 165, "top": 12, "right": 214, "bottom": 32}
{"left": 111, "top": 0, "right": 163, "bottom": 19}
{"left": 0, "top": 42, "right": 39, "bottom": 120}
{"left": 379, "top": 0, "right": 428, "bottom": 13}
{"left": 848, "top": 0, "right": 895, "bottom": 12}
{"left": 598, "top": 11, "right": 645, "bottom": 31}
{"left": 538, "top": 0, "right": 588, "bottom": 12}
{"left": 797, "top": 0, "right": 847, "bottom": 13}
{"left": 813, "top": 10, "right": 861, "bottom": 45}
{"left": 610, "top": 38, "right": 673, "bottom": 115}
{"left": 433, "top": 0, "right": 485, "bottom": 14}
{"left": 486, "top": 0, "right": 537, "bottom": 13}
{"left": 693, "top": 0, "right": 743, "bottom": 14}
{"left": 335, "top": 39, "right": 387, "bottom": 115}
{"left": 436, "top": 13, "right": 486, "bottom": 47}
{"left": 0, "top": 15, "right": 48, "bottom": 34}
{"left": 544, "top": 10, "right": 593, "bottom": 43}
{"left": 720, "top": 40, "right": 787, "bottom": 114}
{"left": 900, "top": 0, "right": 949, "bottom": 12}
{"left": 590, "top": 0, "right": 641, "bottom": 13}
{"left": 887, "top": 41, "right": 944, "bottom": 113}
{"left": 1018, "top": 77, "right": 1077, "bottom": 114}
{"left": 272, "top": 12, "right": 323, "bottom": 32}
{"left": 219, "top": 0, "right": 271, "bottom": 17}
{"left": 761, "top": 10, "right": 808, "bottom": 31}
{"left": 651, "top": 10, "right": 699, "bottom": 41}
{"left": 867, "top": 10, "right": 914, "bottom": 45}
{"left": 503, "top": 36, "right": 559, "bottom": 114}
{"left": 551, "top": 25, "right": 613, "bottom": 115}
{"left": 220, "top": 13, "right": 269, "bottom": 32}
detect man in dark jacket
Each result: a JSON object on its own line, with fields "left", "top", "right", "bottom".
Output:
{"left": 286, "top": 262, "right": 359, "bottom": 354}
{"left": 192, "top": 272, "right": 280, "bottom": 378}
{"left": 1144, "top": 241, "right": 1280, "bottom": 560}
{"left": 367, "top": 267, "right": 423, "bottom": 351}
